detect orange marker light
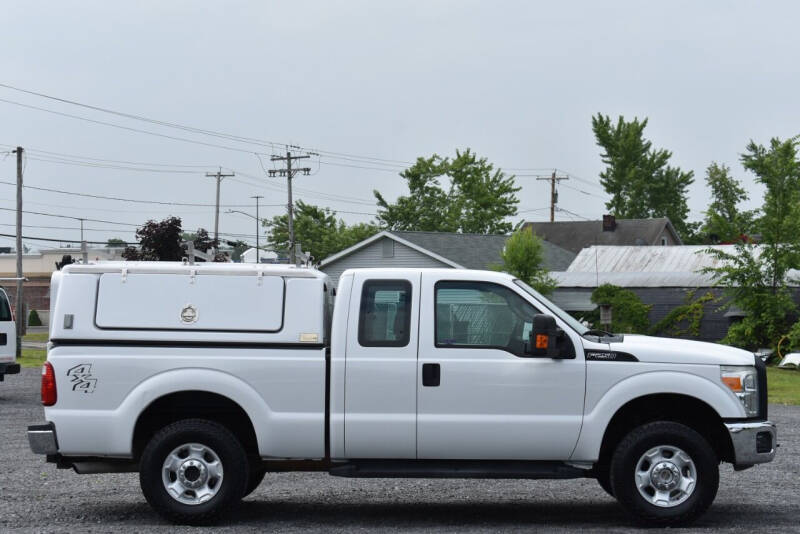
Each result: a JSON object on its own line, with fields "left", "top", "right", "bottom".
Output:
{"left": 721, "top": 376, "right": 742, "bottom": 392}
{"left": 535, "top": 334, "right": 549, "bottom": 349}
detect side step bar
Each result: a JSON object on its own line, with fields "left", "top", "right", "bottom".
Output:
{"left": 329, "top": 460, "right": 587, "bottom": 480}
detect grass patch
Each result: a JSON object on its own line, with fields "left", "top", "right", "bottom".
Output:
{"left": 18, "top": 349, "right": 46, "bottom": 368}
{"left": 23, "top": 332, "right": 49, "bottom": 343}
{"left": 767, "top": 366, "right": 800, "bottom": 405}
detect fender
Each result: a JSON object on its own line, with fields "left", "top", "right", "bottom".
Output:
{"left": 51, "top": 368, "right": 284, "bottom": 458}
{"left": 569, "top": 370, "right": 743, "bottom": 462}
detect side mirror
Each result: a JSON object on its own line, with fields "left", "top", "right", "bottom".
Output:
{"left": 527, "top": 314, "right": 561, "bottom": 358}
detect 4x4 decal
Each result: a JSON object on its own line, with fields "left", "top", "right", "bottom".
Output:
{"left": 66, "top": 363, "right": 97, "bottom": 393}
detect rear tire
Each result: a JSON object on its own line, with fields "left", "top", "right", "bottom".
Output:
{"left": 139, "top": 419, "right": 249, "bottom": 524}
{"left": 610, "top": 421, "right": 719, "bottom": 526}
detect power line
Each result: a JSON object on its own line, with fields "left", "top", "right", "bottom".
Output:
{"left": 0, "top": 82, "right": 286, "bottom": 149}
{"left": 24, "top": 154, "right": 203, "bottom": 174}
{"left": 0, "top": 82, "right": 419, "bottom": 168}
{"left": 1, "top": 84, "right": 600, "bottom": 180}
{"left": 0, "top": 206, "right": 267, "bottom": 238}
{"left": 556, "top": 207, "right": 592, "bottom": 221}
{"left": 0, "top": 180, "right": 282, "bottom": 208}
{"left": 0, "top": 97, "right": 261, "bottom": 155}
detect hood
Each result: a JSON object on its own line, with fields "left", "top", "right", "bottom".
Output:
{"left": 608, "top": 335, "right": 756, "bottom": 366}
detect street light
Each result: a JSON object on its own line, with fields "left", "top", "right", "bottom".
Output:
{"left": 226, "top": 208, "right": 267, "bottom": 264}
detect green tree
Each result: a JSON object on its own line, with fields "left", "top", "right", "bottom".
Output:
{"left": 267, "top": 201, "right": 380, "bottom": 262}
{"left": 493, "top": 227, "right": 556, "bottom": 294}
{"left": 225, "top": 240, "right": 250, "bottom": 262}
{"left": 106, "top": 238, "right": 126, "bottom": 248}
{"left": 122, "top": 216, "right": 184, "bottom": 261}
{"left": 592, "top": 114, "right": 695, "bottom": 239}
{"left": 191, "top": 228, "right": 218, "bottom": 253}
{"left": 700, "top": 162, "right": 755, "bottom": 244}
{"left": 374, "top": 148, "right": 520, "bottom": 234}
{"left": 704, "top": 136, "right": 800, "bottom": 350}
{"left": 588, "top": 284, "right": 651, "bottom": 334}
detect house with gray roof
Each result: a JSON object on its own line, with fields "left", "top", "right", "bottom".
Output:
{"left": 319, "top": 230, "right": 575, "bottom": 288}
{"left": 523, "top": 215, "right": 682, "bottom": 255}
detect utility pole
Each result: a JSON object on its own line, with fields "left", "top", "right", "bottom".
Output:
{"left": 205, "top": 167, "right": 235, "bottom": 254}
{"left": 251, "top": 195, "right": 263, "bottom": 264}
{"left": 79, "top": 218, "right": 88, "bottom": 263}
{"left": 12, "top": 146, "right": 23, "bottom": 355}
{"left": 536, "top": 171, "right": 569, "bottom": 222}
{"left": 269, "top": 151, "right": 311, "bottom": 264}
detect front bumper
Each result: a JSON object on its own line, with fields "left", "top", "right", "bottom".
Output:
{"left": 725, "top": 420, "right": 776, "bottom": 467}
{"left": 28, "top": 422, "right": 58, "bottom": 455}
{"left": 0, "top": 361, "right": 20, "bottom": 380}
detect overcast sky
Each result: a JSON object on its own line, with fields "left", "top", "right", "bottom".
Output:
{"left": 1, "top": 0, "right": 798, "bottom": 252}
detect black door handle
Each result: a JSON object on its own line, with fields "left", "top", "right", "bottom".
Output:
{"left": 422, "top": 363, "right": 440, "bottom": 387}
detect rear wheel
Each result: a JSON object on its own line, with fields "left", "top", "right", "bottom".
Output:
{"left": 139, "top": 419, "right": 249, "bottom": 524}
{"left": 610, "top": 421, "right": 719, "bottom": 526}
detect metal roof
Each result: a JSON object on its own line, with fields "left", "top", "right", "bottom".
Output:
{"left": 554, "top": 270, "right": 716, "bottom": 288}
{"left": 557, "top": 245, "right": 800, "bottom": 287}
{"left": 569, "top": 245, "right": 743, "bottom": 273}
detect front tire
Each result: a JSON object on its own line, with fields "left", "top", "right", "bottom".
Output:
{"left": 610, "top": 421, "right": 719, "bottom": 526}
{"left": 594, "top": 462, "right": 614, "bottom": 497}
{"left": 244, "top": 464, "right": 267, "bottom": 497}
{"left": 139, "top": 419, "right": 249, "bottom": 524}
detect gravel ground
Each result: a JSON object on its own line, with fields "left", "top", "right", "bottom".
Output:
{"left": 2, "top": 367, "right": 799, "bottom": 533}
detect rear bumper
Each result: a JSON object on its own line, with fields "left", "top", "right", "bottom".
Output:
{"left": 28, "top": 422, "right": 58, "bottom": 455}
{"left": 0, "top": 362, "right": 20, "bottom": 380}
{"left": 725, "top": 420, "right": 776, "bottom": 468}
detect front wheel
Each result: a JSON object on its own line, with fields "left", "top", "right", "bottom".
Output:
{"left": 139, "top": 419, "right": 249, "bottom": 524}
{"left": 610, "top": 421, "right": 719, "bottom": 526}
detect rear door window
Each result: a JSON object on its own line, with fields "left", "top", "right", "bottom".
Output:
{"left": 0, "top": 290, "right": 12, "bottom": 321}
{"left": 358, "top": 280, "right": 412, "bottom": 347}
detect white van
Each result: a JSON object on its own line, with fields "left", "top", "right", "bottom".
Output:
{"left": 0, "top": 287, "right": 18, "bottom": 381}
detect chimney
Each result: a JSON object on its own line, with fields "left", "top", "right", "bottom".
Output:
{"left": 602, "top": 214, "right": 616, "bottom": 232}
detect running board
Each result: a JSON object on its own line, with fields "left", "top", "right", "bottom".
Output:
{"left": 329, "top": 460, "right": 587, "bottom": 479}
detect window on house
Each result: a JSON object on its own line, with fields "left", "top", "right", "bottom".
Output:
{"left": 382, "top": 239, "right": 395, "bottom": 258}
{"left": 661, "top": 236, "right": 668, "bottom": 246}
{"left": 358, "top": 280, "right": 411, "bottom": 347}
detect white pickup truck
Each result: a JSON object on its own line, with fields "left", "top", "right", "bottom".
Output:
{"left": 27, "top": 262, "right": 776, "bottom": 526}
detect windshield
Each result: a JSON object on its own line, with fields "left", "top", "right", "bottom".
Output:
{"left": 514, "top": 279, "right": 589, "bottom": 335}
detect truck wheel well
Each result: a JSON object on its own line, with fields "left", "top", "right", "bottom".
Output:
{"left": 597, "top": 394, "right": 734, "bottom": 468}
{"left": 132, "top": 391, "right": 259, "bottom": 461}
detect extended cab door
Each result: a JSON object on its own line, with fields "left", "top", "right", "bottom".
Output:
{"left": 416, "top": 272, "right": 586, "bottom": 460}
{"left": 344, "top": 272, "right": 420, "bottom": 458}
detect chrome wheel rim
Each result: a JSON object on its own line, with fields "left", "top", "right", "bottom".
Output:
{"left": 162, "top": 442, "right": 224, "bottom": 505}
{"left": 634, "top": 445, "right": 696, "bottom": 508}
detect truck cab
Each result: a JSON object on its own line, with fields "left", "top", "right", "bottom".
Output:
{"left": 27, "top": 263, "right": 776, "bottom": 526}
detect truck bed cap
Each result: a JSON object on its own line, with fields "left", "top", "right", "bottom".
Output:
{"left": 61, "top": 261, "right": 325, "bottom": 279}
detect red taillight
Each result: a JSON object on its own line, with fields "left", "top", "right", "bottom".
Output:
{"left": 41, "top": 362, "right": 57, "bottom": 406}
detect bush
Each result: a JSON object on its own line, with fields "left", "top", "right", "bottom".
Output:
{"left": 649, "top": 291, "right": 718, "bottom": 338}
{"left": 28, "top": 309, "right": 42, "bottom": 327}
{"left": 588, "top": 284, "right": 651, "bottom": 334}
